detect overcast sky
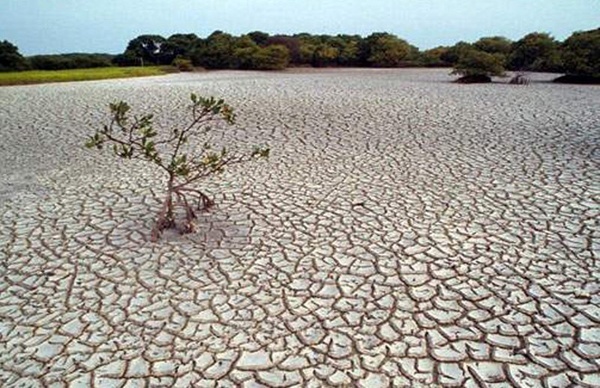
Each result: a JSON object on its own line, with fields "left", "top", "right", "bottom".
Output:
{"left": 1, "top": 0, "right": 598, "bottom": 55}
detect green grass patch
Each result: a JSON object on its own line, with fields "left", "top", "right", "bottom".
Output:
{"left": 0, "top": 66, "right": 168, "bottom": 86}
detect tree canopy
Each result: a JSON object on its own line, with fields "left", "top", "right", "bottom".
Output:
{"left": 560, "top": 28, "right": 600, "bottom": 79}
{"left": 2, "top": 28, "right": 596, "bottom": 84}
{"left": 0, "top": 40, "right": 28, "bottom": 72}
{"left": 508, "top": 32, "right": 561, "bottom": 72}
{"left": 451, "top": 49, "right": 506, "bottom": 82}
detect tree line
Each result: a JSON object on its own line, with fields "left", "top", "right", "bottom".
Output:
{"left": 1, "top": 28, "right": 598, "bottom": 81}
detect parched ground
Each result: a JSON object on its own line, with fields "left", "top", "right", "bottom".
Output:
{"left": 0, "top": 69, "right": 599, "bottom": 387}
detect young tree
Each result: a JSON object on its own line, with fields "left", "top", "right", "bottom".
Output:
{"left": 85, "top": 94, "right": 269, "bottom": 241}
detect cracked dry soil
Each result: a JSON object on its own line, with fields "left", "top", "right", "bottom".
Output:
{"left": 0, "top": 69, "right": 599, "bottom": 387}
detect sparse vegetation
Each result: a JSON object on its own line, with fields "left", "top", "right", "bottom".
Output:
{"left": 85, "top": 94, "right": 269, "bottom": 241}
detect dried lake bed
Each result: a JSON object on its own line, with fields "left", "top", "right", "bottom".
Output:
{"left": 0, "top": 69, "right": 599, "bottom": 387}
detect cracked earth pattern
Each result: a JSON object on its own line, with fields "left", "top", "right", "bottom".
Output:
{"left": 0, "top": 69, "right": 599, "bottom": 387}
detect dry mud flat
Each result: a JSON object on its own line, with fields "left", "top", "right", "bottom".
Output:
{"left": 0, "top": 69, "right": 599, "bottom": 387}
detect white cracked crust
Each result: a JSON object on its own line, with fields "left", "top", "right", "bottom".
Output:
{"left": 0, "top": 69, "right": 599, "bottom": 387}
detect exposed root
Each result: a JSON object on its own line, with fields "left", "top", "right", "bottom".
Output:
{"left": 150, "top": 187, "right": 213, "bottom": 242}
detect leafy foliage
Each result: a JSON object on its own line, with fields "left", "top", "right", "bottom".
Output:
{"left": 19, "top": 28, "right": 595, "bottom": 76}
{"left": 86, "top": 94, "right": 269, "bottom": 241}
{"left": 419, "top": 46, "right": 451, "bottom": 67}
{"left": 360, "top": 33, "right": 412, "bottom": 67}
{"left": 451, "top": 49, "right": 506, "bottom": 81}
{"left": 473, "top": 36, "right": 512, "bottom": 56}
{"left": 28, "top": 53, "right": 113, "bottom": 70}
{"left": 0, "top": 40, "right": 29, "bottom": 72}
{"left": 121, "top": 34, "right": 169, "bottom": 66}
{"left": 172, "top": 56, "right": 194, "bottom": 71}
{"left": 560, "top": 28, "right": 600, "bottom": 78}
{"left": 508, "top": 32, "right": 562, "bottom": 72}
{"left": 440, "top": 42, "right": 473, "bottom": 65}
{"left": 195, "top": 31, "right": 237, "bottom": 69}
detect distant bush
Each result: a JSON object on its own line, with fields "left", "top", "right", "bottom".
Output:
{"left": 100, "top": 28, "right": 600, "bottom": 77}
{"left": 112, "top": 53, "right": 141, "bottom": 67}
{"left": 557, "top": 28, "right": 600, "bottom": 83}
{"left": 440, "top": 42, "right": 473, "bottom": 66}
{"left": 29, "top": 53, "right": 113, "bottom": 70}
{"left": 253, "top": 45, "right": 290, "bottom": 70}
{"left": 451, "top": 49, "right": 506, "bottom": 83}
{"left": 360, "top": 33, "right": 412, "bottom": 67}
{"left": 508, "top": 32, "right": 562, "bottom": 72}
{"left": 419, "top": 46, "right": 451, "bottom": 67}
{"left": 173, "top": 57, "right": 194, "bottom": 71}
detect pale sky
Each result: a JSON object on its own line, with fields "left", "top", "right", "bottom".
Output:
{"left": 1, "top": 0, "right": 598, "bottom": 55}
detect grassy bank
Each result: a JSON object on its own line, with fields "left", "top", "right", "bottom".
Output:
{"left": 0, "top": 66, "right": 168, "bottom": 86}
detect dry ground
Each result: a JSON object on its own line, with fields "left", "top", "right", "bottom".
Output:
{"left": 0, "top": 69, "right": 599, "bottom": 387}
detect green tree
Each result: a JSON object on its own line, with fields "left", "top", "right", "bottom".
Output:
{"left": 253, "top": 45, "right": 290, "bottom": 70}
{"left": 233, "top": 38, "right": 289, "bottom": 70}
{"left": 452, "top": 49, "right": 506, "bottom": 82}
{"left": 474, "top": 36, "right": 512, "bottom": 56}
{"left": 560, "top": 28, "right": 600, "bottom": 79}
{"left": 332, "top": 35, "right": 362, "bottom": 66}
{"left": 123, "top": 34, "right": 168, "bottom": 66}
{"left": 361, "top": 33, "right": 411, "bottom": 67}
{"left": 312, "top": 43, "right": 339, "bottom": 67}
{"left": 508, "top": 32, "right": 561, "bottom": 72}
{"left": 420, "top": 46, "right": 451, "bottom": 67}
{"left": 232, "top": 35, "right": 260, "bottom": 69}
{"left": 440, "top": 41, "right": 473, "bottom": 65}
{"left": 267, "top": 35, "right": 302, "bottom": 64}
{"left": 0, "top": 40, "right": 29, "bottom": 72}
{"left": 85, "top": 94, "right": 269, "bottom": 241}
{"left": 162, "top": 33, "right": 201, "bottom": 63}
{"left": 196, "top": 31, "right": 237, "bottom": 69}
{"left": 248, "top": 31, "right": 270, "bottom": 47}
